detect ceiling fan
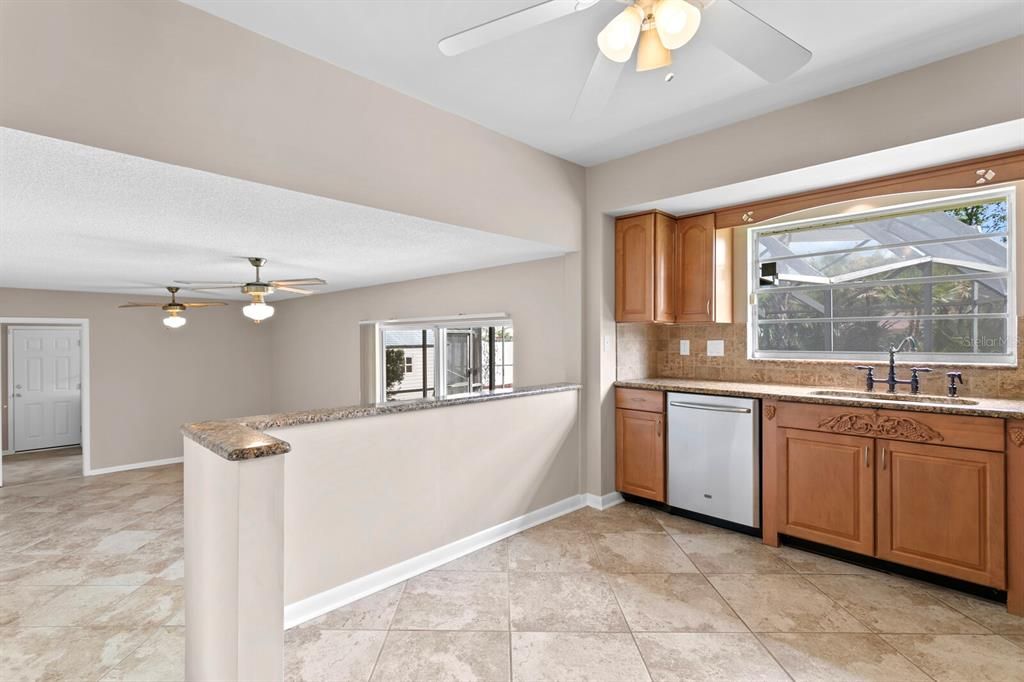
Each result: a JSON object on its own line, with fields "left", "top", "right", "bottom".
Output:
{"left": 118, "top": 286, "right": 227, "bottom": 329}
{"left": 177, "top": 257, "right": 326, "bottom": 324}
{"left": 438, "top": 0, "right": 812, "bottom": 120}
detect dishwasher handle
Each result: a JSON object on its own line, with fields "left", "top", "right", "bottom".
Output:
{"left": 669, "top": 400, "right": 752, "bottom": 414}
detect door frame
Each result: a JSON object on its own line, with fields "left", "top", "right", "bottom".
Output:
{"left": 1, "top": 317, "right": 91, "bottom": 483}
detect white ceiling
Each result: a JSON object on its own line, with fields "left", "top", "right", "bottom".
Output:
{"left": 0, "top": 128, "right": 566, "bottom": 300}
{"left": 182, "top": 0, "right": 1024, "bottom": 166}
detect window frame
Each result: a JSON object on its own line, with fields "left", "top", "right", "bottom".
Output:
{"left": 746, "top": 187, "right": 1017, "bottom": 365}
{"left": 377, "top": 315, "right": 513, "bottom": 402}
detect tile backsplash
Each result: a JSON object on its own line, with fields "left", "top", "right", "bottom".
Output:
{"left": 617, "top": 317, "right": 1024, "bottom": 400}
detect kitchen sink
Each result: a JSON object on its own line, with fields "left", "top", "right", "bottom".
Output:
{"left": 810, "top": 389, "right": 979, "bottom": 406}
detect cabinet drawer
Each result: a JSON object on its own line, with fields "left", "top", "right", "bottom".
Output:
{"left": 776, "top": 401, "right": 1004, "bottom": 452}
{"left": 615, "top": 388, "right": 664, "bottom": 413}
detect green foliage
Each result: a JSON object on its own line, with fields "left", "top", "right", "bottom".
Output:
{"left": 385, "top": 348, "right": 406, "bottom": 392}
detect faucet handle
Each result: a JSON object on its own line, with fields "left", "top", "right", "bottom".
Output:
{"left": 946, "top": 371, "right": 963, "bottom": 383}
{"left": 910, "top": 367, "right": 932, "bottom": 374}
{"left": 854, "top": 365, "right": 874, "bottom": 373}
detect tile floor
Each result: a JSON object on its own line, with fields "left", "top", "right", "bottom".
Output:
{"left": 2, "top": 446, "right": 83, "bottom": 487}
{"left": 2, "top": 470, "right": 1023, "bottom": 681}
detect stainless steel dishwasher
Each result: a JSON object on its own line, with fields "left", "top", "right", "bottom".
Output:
{"left": 667, "top": 392, "right": 760, "bottom": 529}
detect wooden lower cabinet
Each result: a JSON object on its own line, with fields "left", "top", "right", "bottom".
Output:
{"left": 615, "top": 408, "right": 665, "bottom": 502}
{"left": 876, "top": 440, "right": 1006, "bottom": 588}
{"left": 779, "top": 428, "right": 875, "bottom": 556}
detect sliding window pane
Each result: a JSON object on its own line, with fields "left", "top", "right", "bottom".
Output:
{"left": 383, "top": 329, "right": 434, "bottom": 401}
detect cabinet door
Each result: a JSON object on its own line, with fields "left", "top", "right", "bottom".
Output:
{"left": 675, "top": 214, "right": 731, "bottom": 323}
{"left": 616, "top": 408, "right": 665, "bottom": 502}
{"left": 615, "top": 214, "right": 655, "bottom": 322}
{"left": 779, "top": 428, "right": 875, "bottom": 555}
{"left": 877, "top": 440, "right": 1005, "bottom": 588}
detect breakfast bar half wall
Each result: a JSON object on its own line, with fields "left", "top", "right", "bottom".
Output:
{"left": 181, "top": 383, "right": 582, "bottom": 681}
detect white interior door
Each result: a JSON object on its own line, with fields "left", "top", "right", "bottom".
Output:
{"left": 10, "top": 328, "right": 82, "bottom": 452}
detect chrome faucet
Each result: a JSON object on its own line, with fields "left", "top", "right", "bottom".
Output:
{"left": 855, "top": 336, "right": 931, "bottom": 394}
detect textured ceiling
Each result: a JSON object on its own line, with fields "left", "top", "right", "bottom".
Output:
{"left": 0, "top": 128, "right": 566, "bottom": 300}
{"left": 182, "top": 0, "right": 1024, "bottom": 165}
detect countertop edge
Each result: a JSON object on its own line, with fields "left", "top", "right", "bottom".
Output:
{"left": 615, "top": 379, "right": 1024, "bottom": 420}
{"left": 182, "top": 383, "right": 581, "bottom": 461}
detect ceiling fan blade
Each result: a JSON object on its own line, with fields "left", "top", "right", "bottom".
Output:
{"left": 438, "top": 0, "right": 597, "bottom": 57}
{"left": 270, "top": 278, "right": 325, "bottom": 287}
{"left": 701, "top": 0, "right": 811, "bottom": 82}
{"left": 174, "top": 280, "right": 244, "bottom": 285}
{"left": 182, "top": 285, "right": 244, "bottom": 291}
{"left": 181, "top": 302, "right": 230, "bottom": 308}
{"left": 571, "top": 51, "right": 624, "bottom": 121}
{"left": 274, "top": 286, "right": 314, "bottom": 295}
{"left": 118, "top": 303, "right": 165, "bottom": 308}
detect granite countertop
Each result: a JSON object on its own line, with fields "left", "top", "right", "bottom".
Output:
{"left": 182, "top": 382, "right": 581, "bottom": 461}
{"left": 615, "top": 378, "right": 1024, "bottom": 420}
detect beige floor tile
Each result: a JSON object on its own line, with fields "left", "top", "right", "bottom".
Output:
{"left": 437, "top": 540, "right": 508, "bottom": 572}
{"left": 101, "top": 626, "right": 185, "bottom": 681}
{"left": 926, "top": 589, "right": 1024, "bottom": 634}
{"left": 17, "top": 584, "right": 138, "bottom": 626}
{"left": 758, "top": 632, "right": 931, "bottom": 681}
{"left": 652, "top": 512, "right": 732, "bottom": 537}
{"left": 510, "top": 572, "right": 627, "bottom": 632}
{"left": 808, "top": 575, "right": 990, "bottom": 634}
{"left": 94, "top": 585, "right": 183, "bottom": 627}
{"left": 634, "top": 633, "right": 788, "bottom": 682}
{"left": 542, "top": 504, "right": 665, "bottom": 533}
{"left": 89, "top": 529, "right": 163, "bottom": 555}
{"left": 83, "top": 552, "right": 182, "bottom": 586}
{"left": 138, "top": 528, "right": 183, "bottom": 555}
{"left": 122, "top": 506, "right": 184, "bottom": 531}
{"left": 391, "top": 571, "right": 508, "bottom": 631}
{"left": 709, "top": 574, "right": 868, "bottom": 633}
{"left": 284, "top": 628, "right": 386, "bottom": 682}
{"left": 123, "top": 494, "right": 180, "bottom": 514}
{"left": 0, "top": 585, "right": 65, "bottom": 625}
{"left": 67, "top": 511, "right": 142, "bottom": 533}
{"left": 591, "top": 532, "right": 699, "bottom": 573}
{"left": 609, "top": 573, "right": 747, "bottom": 633}
{"left": 508, "top": 528, "right": 602, "bottom": 572}
{"left": 882, "top": 634, "right": 1024, "bottom": 681}
{"left": 511, "top": 632, "right": 651, "bottom": 682}
{"left": 769, "top": 546, "right": 876, "bottom": 575}
{"left": 1003, "top": 633, "right": 1024, "bottom": 648}
{"left": 672, "top": 533, "right": 794, "bottom": 574}
{"left": 145, "top": 556, "right": 185, "bottom": 587}
{"left": 0, "top": 625, "right": 156, "bottom": 682}
{"left": 372, "top": 630, "right": 510, "bottom": 682}
{"left": 306, "top": 583, "right": 405, "bottom": 630}
{"left": 2, "top": 554, "right": 92, "bottom": 586}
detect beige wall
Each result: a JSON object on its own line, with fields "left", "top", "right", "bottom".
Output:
{"left": 0, "top": 0, "right": 584, "bottom": 251}
{"left": 0, "top": 288, "right": 273, "bottom": 470}
{"left": 271, "top": 389, "right": 580, "bottom": 605}
{"left": 269, "top": 256, "right": 579, "bottom": 413}
{"left": 583, "top": 37, "right": 1024, "bottom": 495}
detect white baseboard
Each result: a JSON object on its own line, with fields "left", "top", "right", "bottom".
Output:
{"left": 585, "top": 491, "right": 624, "bottom": 511}
{"left": 284, "top": 493, "right": 587, "bottom": 630}
{"left": 86, "top": 456, "right": 183, "bottom": 476}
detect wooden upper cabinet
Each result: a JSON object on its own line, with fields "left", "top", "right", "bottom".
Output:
{"left": 615, "top": 213, "right": 677, "bottom": 323}
{"left": 676, "top": 213, "right": 732, "bottom": 323}
{"left": 876, "top": 440, "right": 1005, "bottom": 588}
{"left": 779, "top": 428, "right": 875, "bottom": 556}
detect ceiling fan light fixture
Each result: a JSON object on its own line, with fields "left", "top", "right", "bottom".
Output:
{"left": 636, "top": 26, "right": 672, "bottom": 72}
{"left": 597, "top": 4, "right": 644, "bottom": 63}
{"left": 163, "top": 312, "right": 187, "bottom": 329}
{"left": 243, "top": 293, "right": 275, "bottom": 324}
{"left": 653, "top": 0, "right": 701, "bottom": 50}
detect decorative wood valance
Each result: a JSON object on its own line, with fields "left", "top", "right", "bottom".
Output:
{"left": 818, "top": 413, "right": 945, "bottom": 443}
{"left": 714, "top": 149, "right": 1024, "bottom": 229}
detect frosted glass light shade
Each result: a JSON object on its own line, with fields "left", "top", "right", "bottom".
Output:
{"left": 636, "top": 28, "right": 672, "bottom": 71}
{"left": 597, "top": 5, "right": 644, "bottom": 63}
{"left": 654, "top": 0, "right": 701, "bottom": 50}
{"left": 243, "top": 302, "right": 275, "bottom": 323}
{"left": 163, "top": 314, "right": 187, "bottom": 329}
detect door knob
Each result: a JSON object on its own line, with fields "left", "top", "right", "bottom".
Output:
{"left": 15, "top": 393, "right": 22, "bottom": 397}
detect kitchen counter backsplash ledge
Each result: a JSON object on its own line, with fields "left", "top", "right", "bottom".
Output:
{"left": 182, "top": 382, "right": 581, "bottom": 461}
{"left": 616, "top": 378, "right": 1024, "bottom": 420}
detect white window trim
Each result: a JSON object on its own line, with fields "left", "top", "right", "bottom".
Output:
{"left": 375, "top": 315, "right": 512, "bottom": 402}
{"left": 746, "top": 187, "right": 1017, "bottom": 366}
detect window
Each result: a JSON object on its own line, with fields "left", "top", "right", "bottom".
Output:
{"left": 749, "top": 189, "right": 1015, "bottom": 364}
{"left": 379, "top": 318, "right": 514, "bottom": 401}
